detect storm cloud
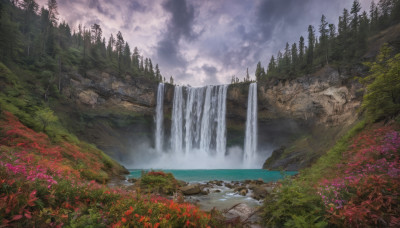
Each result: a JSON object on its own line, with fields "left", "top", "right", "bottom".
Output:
{"left": 36, "top": 0, "right": 372, "bottom": 86}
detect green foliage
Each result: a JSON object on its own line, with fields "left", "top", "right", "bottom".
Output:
{"left": 261, "top": 0, "right": 400, "bottom": 80}
{"left": 263, "top": 177, "right": 327, "bottom": 228}
{"left": 139, "top": 171, "right": 179, "bottom": 195}
{"left": 34, "top": 107, "right": 58, "bottom": 131}
{"left": 361, "top": 44, "right": 400, "bottom": 122}
{"left": 299, "top": 120, "right": 365, "bottom": 183}
{"left": 262, "top": 120, "right": 366, "bottom": 227}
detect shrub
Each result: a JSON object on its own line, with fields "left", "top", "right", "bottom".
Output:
{"left": 139, "top": 171, "right": 180, "bottom": 195}
{"left": 361, "top": 44, "right": 400, "bottom": 122}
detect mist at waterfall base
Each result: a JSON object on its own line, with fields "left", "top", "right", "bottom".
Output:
{"left": 128, "top": 83, "right": 268, "bottom": 169}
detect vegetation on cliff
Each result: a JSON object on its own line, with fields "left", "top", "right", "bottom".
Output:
{"left": 0, "top": 114, "right": 217, "bottom": 227}
{"left": 262, "top": 44, "right": 400, "bottom": 227}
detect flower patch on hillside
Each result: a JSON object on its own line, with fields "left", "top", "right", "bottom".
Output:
{"left": 0, "top": 112, "right": 218, "bottom": 227}
{"left": 317, "top": 126, "right": 400, "bottom": 227}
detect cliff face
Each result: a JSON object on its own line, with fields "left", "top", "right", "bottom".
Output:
{"left": 62, "top": 70, "right": 156, "bottom": 113}
{"left": 57, "top": 70, "right": 158, "bottom": 162}
{"left": 226, "top": 66, "right": 362, "bottom": 170}
{"left": 258, "top": 67, "right": 363, "bottom": 170}
{"left": 57, "top": 66, "right": 362, "bottom": 170}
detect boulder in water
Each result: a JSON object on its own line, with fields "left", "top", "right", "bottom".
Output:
{"left": 180, "top": 184, "right": 201, "bottom": 195}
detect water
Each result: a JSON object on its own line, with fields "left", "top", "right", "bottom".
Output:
{"left": 171, "top": 86, "right": 184, "bottom": 154}
{"left": 170, "top": 85, "right": 228, "bottom": 156}
{"left": 155, "top": 83, "right": 164, "bottom": 152}
{"left": 146, "top": 83, "right": 264, "bottom": 169}
{"left": 128, "top": 169, "right": 297, "bottom": 210}
{"left": 128, "top": 169, "right": 296, "bottom": 182}
{"left": 215, "top": 85, "right": 228, "bottom": 157}
{"left": 244, "top": 83, "right": 258, "bottom": 167}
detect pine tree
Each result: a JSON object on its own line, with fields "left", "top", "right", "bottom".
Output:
{"left": 378, "top": 0, "right": 393, "bottom": 29}
{"left": 107, "top": 34, "right": 114, "bottom": 60}
{"left": 139, "top": 56, "right": 144, "bottom": 72}
{"left": 277, "top": 51, "right": 283, "bottom": 75}
{"left": 337, "top": 8, "right": 350, "bottom": 63}
{"left": 291, "top": 43, "right": 298, "bottom": 75}
{"left": 47, "top": 0, "right": 58, "bottom": 25}
{"left": 319, "top": 15, "right": 329, "bottom": 65}
{"left": 283, "top": 42, "right": 291, "bottom": 75}
{"left": 306, "top": 25, "right": 315, "bottom": 72}
{"left": 19, "top": 0, "right": 38, "bottom": 57}
{"left": 370, "top": 1, "right": 379, "bottom": 32}
{"left": 91, "top": 23, "right": 102, "bottom": 44}
{"left": 144, "top": 58, "right": 149, "bottom": 76}
{"left": 115, "top": 31, "right": 124, "bottom": 76}
{"left": 132, "top": 47, "right": 140, "bottom": 73}
{"left": 255, "top": 61, "right": 265, "bottom": 81}
{"left": 245, "top": 68, "right": 250, "bottom": 82}
{"left": 155, "top": 64, "right": 161, "bottom": 82}
{"left": 299, "top": 36, "right": 305, "bottom": 70}
{"left": 328, "top": 23, "right": 336, "bottom": 61}
{"left": 123, "top": 43, "right": 131, "bottom": 74}
{"left": 351, "top": 0, "right": 361, "bottom": 33}
{"left": 149, "top": 58, "right": 154, "bottom": 78}
{"left": 267, "top": 55, "right": 276, "bottom": 77}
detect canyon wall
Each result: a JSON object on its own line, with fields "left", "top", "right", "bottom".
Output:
{"left": 58, "top": 66, "right": 362, "bottom": 169}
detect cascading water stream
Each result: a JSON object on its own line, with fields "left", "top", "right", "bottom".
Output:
{"left": 155, "top": 83, "right": 164, "bottom": 152}
{"left": 150, "top": 83, "right": 259, "bottom": 169}
{"left": 171, "top": 86, "right": 184, "bottom": 154}
{"left": 169, "top": 85, "right": 228, "bottom": 156}
{"left": 215, "top": 85, "right": 228, "bottom": 158}
{"left": 244, "top": 83, "right": 258, "bottom": 167}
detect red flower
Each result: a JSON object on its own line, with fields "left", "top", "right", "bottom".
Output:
{"left": 125, "top": 210, "right": 132, "bottom": 216}
{"left": 121, "top": 217, "right": 127, "bottom": 223}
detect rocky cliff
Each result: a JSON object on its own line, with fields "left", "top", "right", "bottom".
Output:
{"left": 55, "top": 70, "right": 158, "bottom": 163}
{"left": 225, "top": 66, "right": 363, "bottom": 170}
{"left": 56, "top": 66, "right": 362, "bottom": 170}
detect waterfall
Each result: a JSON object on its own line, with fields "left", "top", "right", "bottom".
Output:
{"left": 244, "top": 82, "right": 258, "bottom": 166}
{"left": 170, "top": 85, "right": 228, "bottom": 156}
{"left": 171, "top": 86, "right": 184, "bottom": 154}
{"left": 155, "top": 83, "right": 165, "bottom": 152}
{"left": 148, "top": 83, "right": 260, "bottom": 169}
{"left": 216, "top": 85, "right": 228, "bottom": 157}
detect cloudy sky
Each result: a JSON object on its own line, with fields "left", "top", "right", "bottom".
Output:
{"left": 37, "top": 0, "right": 372, "bottom": 86}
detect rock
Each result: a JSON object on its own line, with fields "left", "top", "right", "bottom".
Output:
{"left": 177, "top": 180, "right": 187, "bottom": 187}
{"left": 235, "top": 186, "right": 248, "bottom": 193}
{"left": 214, "top": 189, "right": 221, "bottom": 193}
{"left": 224, "top": 203, "right": 254, "bottom": 222}
{"left": 224, "top": 182, "right": 234, "bottom": 188}
{"left": 180, "top": 184, "right": 201, "bottom": 195}
{"left": 78, "top": 90, "right": 99, "bottom": 106}
{"left": 251, "top": 185, "right": 270, "bottom": 200}
{"left": 240, "top": 189, "right": 248, "bottom": 196}
{"left": 127, "top": 178, "right": 137, "bottom": 183}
